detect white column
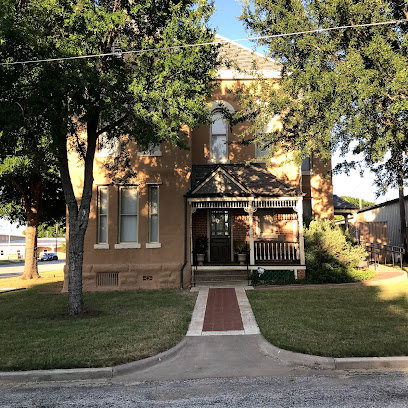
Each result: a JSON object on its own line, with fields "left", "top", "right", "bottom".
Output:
{"left": 245, "top": 199, "right": 257, "bottom": 266}
{"left": 190, "top": 205, "right": 196, "bottom": 266}
{"left": 297, "top": 197, "right": 305, "bottom": 265}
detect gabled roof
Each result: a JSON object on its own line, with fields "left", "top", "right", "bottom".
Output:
{"left": 333, "top": 195, "right": 359, "bottom": 211}
{"left": 216, "top": 34, "right": 281, "bottom": 78}
{"left": 187, "top": 164, "right": 302, "bottom": 198}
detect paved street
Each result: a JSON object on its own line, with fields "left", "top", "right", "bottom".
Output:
{"left": 1, "top": 372, "right": 408, "bottom": 407}
{"left": 0, "top": 260, "right": 65, "bottom": 279}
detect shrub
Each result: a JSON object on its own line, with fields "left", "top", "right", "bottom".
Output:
{"left": 304, "top": 219, "right": 367, "bottom": 283}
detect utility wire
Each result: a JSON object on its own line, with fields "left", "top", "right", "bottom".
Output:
{"left": 2, "top": 18, "right": 407, "bottom": 66}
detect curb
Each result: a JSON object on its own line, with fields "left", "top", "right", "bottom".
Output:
{"left": 0, "top": 338, "right": 188, "bottom": 383}
{"left": 258, "top": 334, "right": 408, "bottom": 370}
{"left": 0, "top": 367, "right": 113, "bottom": 383}
{"left": 258, "top": 335, "right": 336, "bottom": 369}
{"left": 113, "top": 337, "right": 188, "bottom": 376}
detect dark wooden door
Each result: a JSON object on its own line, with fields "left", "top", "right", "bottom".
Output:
{"left": 210, "top": 210, "right": 231, "bottom": 263}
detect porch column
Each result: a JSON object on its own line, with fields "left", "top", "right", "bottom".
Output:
{"left": 190, "top": 205, "right": 196, "bottom": 266}
{"left": 244, "top": 200, "right": 257, "bottom": 265}
{"left": 297, "top": 197, "right": 305, "bottom": 265}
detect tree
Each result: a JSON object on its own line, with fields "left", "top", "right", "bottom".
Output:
{"left": 0, "top": 134, "right": 65, "bottom": 279}
{"left": 239, "top": 0, "right": 408, "bottom": 255}
{"left": 341, "top": 196, "right": 375, "bottom": 209}
{"left": 0, "top": 0, "right": 219, "bottom": 314}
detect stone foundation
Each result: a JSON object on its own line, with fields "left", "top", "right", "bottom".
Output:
{"left": 63, "top": 263, "right": 183, "bottom": 292}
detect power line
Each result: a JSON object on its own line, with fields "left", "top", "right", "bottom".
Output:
{"left": 2, "top": 18, "right": 407, "bottom": 66}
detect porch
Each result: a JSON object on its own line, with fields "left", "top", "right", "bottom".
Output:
{"left": 186, "top": 164, "right": 306, "bottom": 286}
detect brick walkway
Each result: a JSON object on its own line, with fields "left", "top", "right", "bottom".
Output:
{"left": 187, "top": 287, "right": 260, "bottom": 336}
{"left": 202, "top": 288, "right": 244, "bottom": 332}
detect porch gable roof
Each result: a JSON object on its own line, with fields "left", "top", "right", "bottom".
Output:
{"left": 186, "top": 164, "right": 302, "bottom": 198}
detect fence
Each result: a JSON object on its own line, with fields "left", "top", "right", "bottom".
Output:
{"left": 254, "top": 241, "right": 299, "bottom": 262}
{"left": 362, "top": 242, "right": 404, "bottom": 269}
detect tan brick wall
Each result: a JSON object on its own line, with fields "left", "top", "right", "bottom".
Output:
{"left": 232, "top": 210, "right": 249, "bottom": 243}
{"left": 192, "top": 210, "right": 207, "bottom": 241}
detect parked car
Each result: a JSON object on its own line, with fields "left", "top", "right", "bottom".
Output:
{"left": 40, "top": 252, "right": 58, "bottom": 261}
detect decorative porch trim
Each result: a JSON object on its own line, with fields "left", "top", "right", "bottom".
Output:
{"left": 190, "top": 166, "right": 250, "bottom": 196}
{"left": 188, "top": 196, "right": 300, "bottom": 209}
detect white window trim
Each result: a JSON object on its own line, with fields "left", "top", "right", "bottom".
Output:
{"left": 97, "top": 186, "right": 109, "bottom": 245}
{"left": 208, "top": 100, "right": 235, "bottom": 164}
{"left": 94, "top": 243, "right": 110, "bottom": 250}
{"left": 118, "top": 185, "right": 139, "bottom": 245}
{"left": 114, "top": 242, "right": 141, "bottom": 249}
{"left": 209, "top": 111, "right": 228, "bottom": 164}
{"left": 146, "top": 243, "right": 161, "bottom": 249}
{"left": 148, "top": 185, "right": 160, "bottom": 245}
{"left": 137, "top": 143, "right": 162, "bottom": 157}
{"left": 95, "top": 133, "right": 119, "bottom": 157}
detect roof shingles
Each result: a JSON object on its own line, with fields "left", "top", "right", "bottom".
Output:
{"left": 187, "top": 164, "right": 302, "bottom": 198}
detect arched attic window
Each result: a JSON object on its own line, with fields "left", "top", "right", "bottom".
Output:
{"left": 209, "top": 100, "right": 234, "bottom": 164}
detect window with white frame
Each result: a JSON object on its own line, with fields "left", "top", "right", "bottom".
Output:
{"left": 255, "top": 138, "right": 272, "bottom": 160}
{"left": 119, "top": 186, "right": 138, "bottom": 243}
{"left": 137, "top": 142, "right": 162, "bottom": 157}
{"left": 97, "top": 186, "right": 108, "bottom": 244}
{"left": 256, "top": 210, "right": 278, "bottom": 238}
{"left": 95, "top": 132, "right": 119, "bottom": 157}
{"left": 301, "top": 157, "right": 311, "bottom": 173}
{"left": 148, "top": 185, "right": 159, "bottom": 243}
{"left": 210, "top": 111, "right": 228, "bottom": 163}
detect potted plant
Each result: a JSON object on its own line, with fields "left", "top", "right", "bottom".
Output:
{"left": 195, "top": 236, "right": 208, "bottom": 266}
{"left": 234, "top": 241, "right": 247, "bottom": 265}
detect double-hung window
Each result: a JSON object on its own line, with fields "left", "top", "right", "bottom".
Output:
{"left": 147, "top": 185, "right": 160, "bottom": 248}
{"left": 210, "top": 111, "right": 228, "bottom": 163}
{"left": 95, "top": 132, "right": 119, "bottom": 157}
{"left": 96, "top": 186, "right": 108, "bottom": 248}
{"left": 255, "top": 138, "right": 271, "bottom": 160}
{"left": 117, "top": 186, "right": 139, "bottom": 247}
{"left": 256, "top": 210, "right": 278, "bottom": 239}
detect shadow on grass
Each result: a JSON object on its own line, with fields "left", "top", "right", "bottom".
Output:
{"left": 247, "top": 282, "right": 408, "bottom": 358}
{"left": 0, "top": 283, "right": 197, "bottom": 371}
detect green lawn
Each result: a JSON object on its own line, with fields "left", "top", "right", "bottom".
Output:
{"left": 0, "top": 282, "right": 197, "bottom": 371}
{"left": 247, "top": 282, "right": 408, "bottom": 358}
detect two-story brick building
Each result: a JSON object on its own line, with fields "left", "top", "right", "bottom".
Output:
{"left": 63, "top": 36, "right": 334, "bottom": 291}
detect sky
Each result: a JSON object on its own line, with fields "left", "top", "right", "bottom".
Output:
{"left": 209, "top": 0, "right": 400, "bottom": 205}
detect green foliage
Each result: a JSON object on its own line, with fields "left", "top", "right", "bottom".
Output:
{"left": 195, "top": 235, "right": 208, "bottom": 253}
{"left": 238, "top": 0, "right": 408, "bottom": 194}
{"left": 0, "top": 0, "right": 220, "bottom": 312}
{"left": 36, "top": 223, "right": 66, "bottom": 238}
{"left": 250, "top": 269, "right": 296, "bottom": 286}
{"left": 304, "top": 219, "right": 367, "bottom": 283}
{"left": 341, "top": 196, "right": 375, "bottom": 209}
{"left": 233, "top": 241, "right": 246, "bottom": 254}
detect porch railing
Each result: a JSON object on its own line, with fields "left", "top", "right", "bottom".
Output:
{"left": 254, "top": 241, "right": 299, "bottom": 262}
{"left": 362, "top": 242, "right": 404, "bottom": 270}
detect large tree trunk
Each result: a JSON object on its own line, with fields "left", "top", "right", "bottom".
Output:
{"left": 21, "top": 215, "right": 39, "bottom": 280}
{"left": 15, "top": 179, "right": 43, "bottom": 280}
{"left": 57, "top": 117, "right": 98, "bottom": 316}
{"left": 397, "top": 168, "right": 408, "bottom": 262}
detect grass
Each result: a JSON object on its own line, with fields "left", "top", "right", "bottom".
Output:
{"left": 0, "top": 269, "right": 64, "bottom": 290}
{"left": 0, "top": 281, "right": 197, "bottom": 371}
{"left": 0, "top": 259, "right": 24, "bottom": 265}
{"left": 247, "top": 282, "right": 408, "bottom": 358}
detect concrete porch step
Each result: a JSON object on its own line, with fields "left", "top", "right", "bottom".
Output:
{"left": 194, "top": 270, "right": 249, "bottom": 277}
{"left": 195, "top": 274, "right": 248, "bottom": 282}
{"left": 194, "top": 280, "right": 250, "bottom": 288}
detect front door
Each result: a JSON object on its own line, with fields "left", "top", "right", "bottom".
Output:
{"left": 210, "top": 210, "right": 231, "bottom": 263}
